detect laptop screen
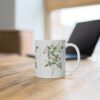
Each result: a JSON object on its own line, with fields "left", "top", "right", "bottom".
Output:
{"left": 66, "top": 20, "right": 100, "bottom": 56}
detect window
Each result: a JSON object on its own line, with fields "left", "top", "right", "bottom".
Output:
{"left": 50, "top": 5, "right": 100, "bottom": 41}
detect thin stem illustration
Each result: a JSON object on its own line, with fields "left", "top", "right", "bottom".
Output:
{"left": 51, "top": 67, "right": 55, "bottom": 77}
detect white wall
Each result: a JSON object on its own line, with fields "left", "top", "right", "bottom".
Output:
{"left": 0, "top": 0, "right": 15, "bottom": 29}
{"left": 15, "top": 0, "right": 45, "bottom": 40}
{"left": 0, "top": 0, "right": 45, "bottom": 40}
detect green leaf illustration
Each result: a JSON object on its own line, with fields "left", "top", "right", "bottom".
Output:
{"left": 44, "top": 43, "right": 63, "bottom": 76}
{"left": 45, "top": 64, "right": 49, "bottom": 67}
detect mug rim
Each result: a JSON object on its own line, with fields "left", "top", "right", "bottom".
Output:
{"left": 35, "top": 40, "right": 66, "bottom": 41}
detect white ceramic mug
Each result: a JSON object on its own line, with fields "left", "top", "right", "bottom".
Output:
{"left": 35, "top": 40, "right": 80, "bottom": 78}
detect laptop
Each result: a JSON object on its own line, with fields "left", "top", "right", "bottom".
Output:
{"left": 66, "top": 20, "right": 100, "bottom": 60}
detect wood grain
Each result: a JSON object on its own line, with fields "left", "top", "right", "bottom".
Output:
{"left": 0, "top": 55, "right": 100, "bottom": 100}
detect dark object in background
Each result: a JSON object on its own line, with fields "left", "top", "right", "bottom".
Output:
{"left": 66, "top": 20, "right": 100, "bottom": 60}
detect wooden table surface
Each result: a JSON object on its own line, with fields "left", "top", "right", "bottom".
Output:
{"left": 0, "top": 55, "right": 100, "bottom": 100}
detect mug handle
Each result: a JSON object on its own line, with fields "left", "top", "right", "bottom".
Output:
{"left": 66, "top": 43, "right": 80, "bottom": 73}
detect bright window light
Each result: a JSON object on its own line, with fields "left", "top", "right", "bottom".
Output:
{"left": 51, "top": 5, "right": 100, "bottom": 40}
{"left": 60, "top": 5, "right": 100, "bottom": 26}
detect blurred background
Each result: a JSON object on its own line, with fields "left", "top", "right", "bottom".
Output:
{"left": 0, "top": 0, "right": 100, "bottom": 57}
